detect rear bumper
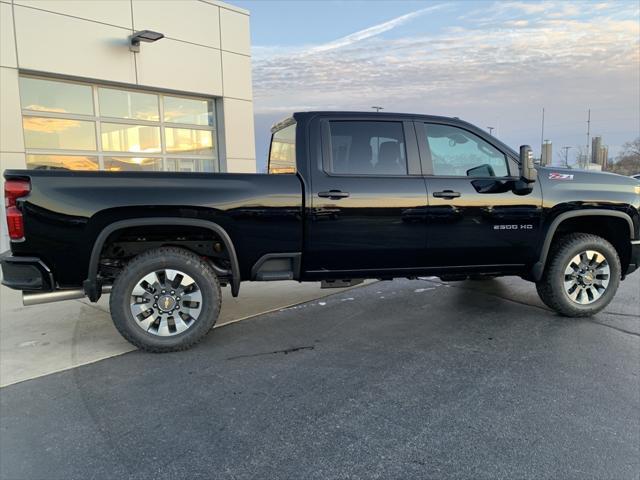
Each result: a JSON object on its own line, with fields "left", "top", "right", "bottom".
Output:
{"left": 0, "top": 251, "right": 54, "bottom": 291}
{"left": 626, "top": 240, "right": 640, "bottom": 277}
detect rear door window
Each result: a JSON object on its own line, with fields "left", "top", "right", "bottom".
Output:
{"left": 327, "top": 121, "right": 407, "bottom": 175}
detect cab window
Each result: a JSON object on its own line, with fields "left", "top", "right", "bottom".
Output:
{"left": 328, "top": 121, "right": 407, "bottom": 175}
{"left": 424, "top": 124, "right": 509, "bottom": 177}
{"left": 268, "top": 123, "right": 296, "bottom": 174}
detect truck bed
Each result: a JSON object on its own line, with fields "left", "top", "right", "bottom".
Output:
{"left": 5, "top": 169, "right": 304, "bottom": 287}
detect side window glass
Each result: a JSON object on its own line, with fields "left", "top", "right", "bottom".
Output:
{"left": 425, "top": 124, "right": 509, "bottom": 177}
{"left": 328, "top": 121, "right": 407, "bottom": 175}
{"left": 268, "top": 123, "right": 296, "bottom": 174}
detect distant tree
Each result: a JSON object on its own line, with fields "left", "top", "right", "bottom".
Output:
{"left": 625, "top": 137, "right": 640, "bottom": 156}
{"left": 573, "top": 145, "right": 589, "bottom": 168}
{"left": 605, "top": 137, "right": 640, "bottom": 176}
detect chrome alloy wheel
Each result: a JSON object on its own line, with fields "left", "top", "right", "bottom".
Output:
{"left": 563, "top": 250, "right": 610, "bottom": 305}
{"left": 129, "top": 269, "right": 203, "bottom": 336}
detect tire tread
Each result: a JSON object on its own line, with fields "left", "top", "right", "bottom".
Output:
{"left": 109, "top": 246, "right": 221, "bottom": 353}
{"left": 536, "top": 233, "right": 620, "bottom": 317}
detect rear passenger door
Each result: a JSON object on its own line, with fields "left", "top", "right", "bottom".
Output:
{"left": 305, "top": 118, "right": 429, "bottom": 275}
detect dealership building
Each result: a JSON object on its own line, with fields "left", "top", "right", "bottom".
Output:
{"left": 0, "top": 0, "right": 255, "bottom": 249}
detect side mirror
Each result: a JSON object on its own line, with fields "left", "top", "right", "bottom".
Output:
{"left": 519, "top": 145, "right": 537, "bottom": 183}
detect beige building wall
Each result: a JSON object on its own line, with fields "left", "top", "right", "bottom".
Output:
{"left": 0, "top": 0, "right": 255, "bottom": 251}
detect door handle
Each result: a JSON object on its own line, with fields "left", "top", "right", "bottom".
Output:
{"left": 318, "top": 190, "right": 350, "bottom": 200}
{"left": 433, "top": 190, "right": 461, "bottom": 199}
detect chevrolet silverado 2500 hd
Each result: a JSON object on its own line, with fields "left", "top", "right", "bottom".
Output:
{"left": 2, "top": 112, "right": 639, "bottom": 351}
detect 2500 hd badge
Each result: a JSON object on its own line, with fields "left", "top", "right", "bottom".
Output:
{"left": 494, "top": 224, "right": 534, "bottom": 230}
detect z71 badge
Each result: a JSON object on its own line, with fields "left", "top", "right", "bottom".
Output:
{"left": 549, "top": 172, "right": 574, "bottom": 180}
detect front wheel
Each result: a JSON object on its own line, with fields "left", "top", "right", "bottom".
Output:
{"left": 536, "top": 233, "right": 620, "bottom": 317}
{"left": 110, "top": 247, "right": 221, "bottom": 352}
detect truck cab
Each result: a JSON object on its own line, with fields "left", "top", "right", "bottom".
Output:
{"left": 280, "top": 112, "right": 544, "bottom": 279}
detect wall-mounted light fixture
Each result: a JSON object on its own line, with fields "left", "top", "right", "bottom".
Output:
{"left": 129, "top": 30, "right": 164, "bottom": 53}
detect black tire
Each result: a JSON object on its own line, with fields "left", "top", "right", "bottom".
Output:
{"left": 536, "top": 233, "right": 620, "bottom": 317}
{"left": 109, "top": 247, "right": 221, "bottom": 352}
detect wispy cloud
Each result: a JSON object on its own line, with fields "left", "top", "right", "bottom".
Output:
{"left": 254, "top": 13, "right": 638, "bottom": 109}
{"left": 498, "top": 1, "right": 554, "bottom": 15}
{"left": 504, "top": 19, "right": 529, "bottom": 27}
{"left": 251, "top": 1, "right": 640, "bottom": 164}
{"left": 307, "top": 4, "right": 448, "bottom": 54}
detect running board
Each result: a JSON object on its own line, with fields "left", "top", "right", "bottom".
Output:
{"left": 256, "top": 271, "right": 293, "bottom": 281}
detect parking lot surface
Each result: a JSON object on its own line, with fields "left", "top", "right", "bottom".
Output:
{"left": 1, "top": 276, "right": 638, "bottom": 480}
{"left": 0, "top": 281, "right": 370, "bottom": 387}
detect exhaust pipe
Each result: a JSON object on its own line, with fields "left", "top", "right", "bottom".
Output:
{"left": 23, "top": 286, "right": 112, "bottom": 306}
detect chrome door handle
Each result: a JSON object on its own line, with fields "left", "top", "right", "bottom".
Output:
{"left": 433, "top": 190, "right": 460, "bottom": 199}
{"left": 318, "top": 190, "right": 350, "bottom": 200}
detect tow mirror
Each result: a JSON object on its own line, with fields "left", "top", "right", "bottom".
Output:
{"left": 519, "top": 145, "right": 537, "bottom": 183}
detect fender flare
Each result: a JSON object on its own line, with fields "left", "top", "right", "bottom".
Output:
{"left": 83, "top": 217, "right": 241, "bottom": 300}
{"left": 531, "top": 209, "right": 635, "bottom": 281}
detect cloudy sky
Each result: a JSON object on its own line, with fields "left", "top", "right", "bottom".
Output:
{"left": 233, "top": 0, "right": 640, "bottom": 171}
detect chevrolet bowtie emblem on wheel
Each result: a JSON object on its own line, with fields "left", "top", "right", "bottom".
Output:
{"left": 164, "top": 297, "right": 171, "bottom": 310}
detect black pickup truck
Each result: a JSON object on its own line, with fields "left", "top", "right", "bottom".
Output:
{"left": 2, "top": 111, "right": 639, "bottom": 351}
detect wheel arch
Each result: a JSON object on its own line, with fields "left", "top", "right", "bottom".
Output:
{"left": 531, "top": 209, "right": 635, "bottom": 281}
{"left": 83, "top": 217, "right": 241, "bottom": 301}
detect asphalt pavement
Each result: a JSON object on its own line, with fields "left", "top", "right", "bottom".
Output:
{"left": 0, "top": 281, "right": 371, "bottom": 387}
{"left": 1, "top": 276, "right": 638, "bottom": 480}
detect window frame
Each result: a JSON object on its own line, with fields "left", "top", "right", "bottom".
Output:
{"left": 416, "top": 121, "right": 519, "bottom": 179}
{"left": 320, "top": 118, "right": 422, "bottom": 177}
{"left": 19, "top": 74, "right": 219, "bottom": 172}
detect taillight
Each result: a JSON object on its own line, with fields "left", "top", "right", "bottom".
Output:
{"left": 4, "top": 179, "right": 30, "bottom": 240}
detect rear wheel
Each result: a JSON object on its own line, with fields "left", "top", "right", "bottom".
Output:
{"left": 110, "top": 247, "right": 221, "bottom": 352}
{"left": 536, "top": 233, "right": 620, "bottom": 317}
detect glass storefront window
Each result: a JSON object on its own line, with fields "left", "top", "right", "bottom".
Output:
{"left": 19, "top": 76, "right": 218, "bottom": 172}
{"left": 98, "top": 88, "right": 159, "bottom": 121}
{"left": 165, "top": 158, "right": 215, "bottom": 172}
{"left": 26, "top": 154, "right": 99, "bottom": 170}
{"left": 163, "top": 96, "right": 214, "bottom": 126}
{"left": 103, "top": 157, "right": 163, "bottom": 172}
{"left": 165, "top": 128, "right": 214, "bottom": 155}
{"left": 23, "top": 117, "right": 96, "bottom": 151}
{"left": 101, "top": 123, "right": 161, "bottom": 153}
{"left": 19, "top": 77, "right": 94, "bottom": 115}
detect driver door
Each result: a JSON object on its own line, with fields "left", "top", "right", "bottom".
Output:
{"left": 419, "top": 122, "right": 543, "bottom": 267}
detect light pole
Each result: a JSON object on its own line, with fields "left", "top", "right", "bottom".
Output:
{"left": 487, "top": 126, "right": 495, "bottom": 136}
{"left": 371, "top": 106, "right": 384, "bottom": 112}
